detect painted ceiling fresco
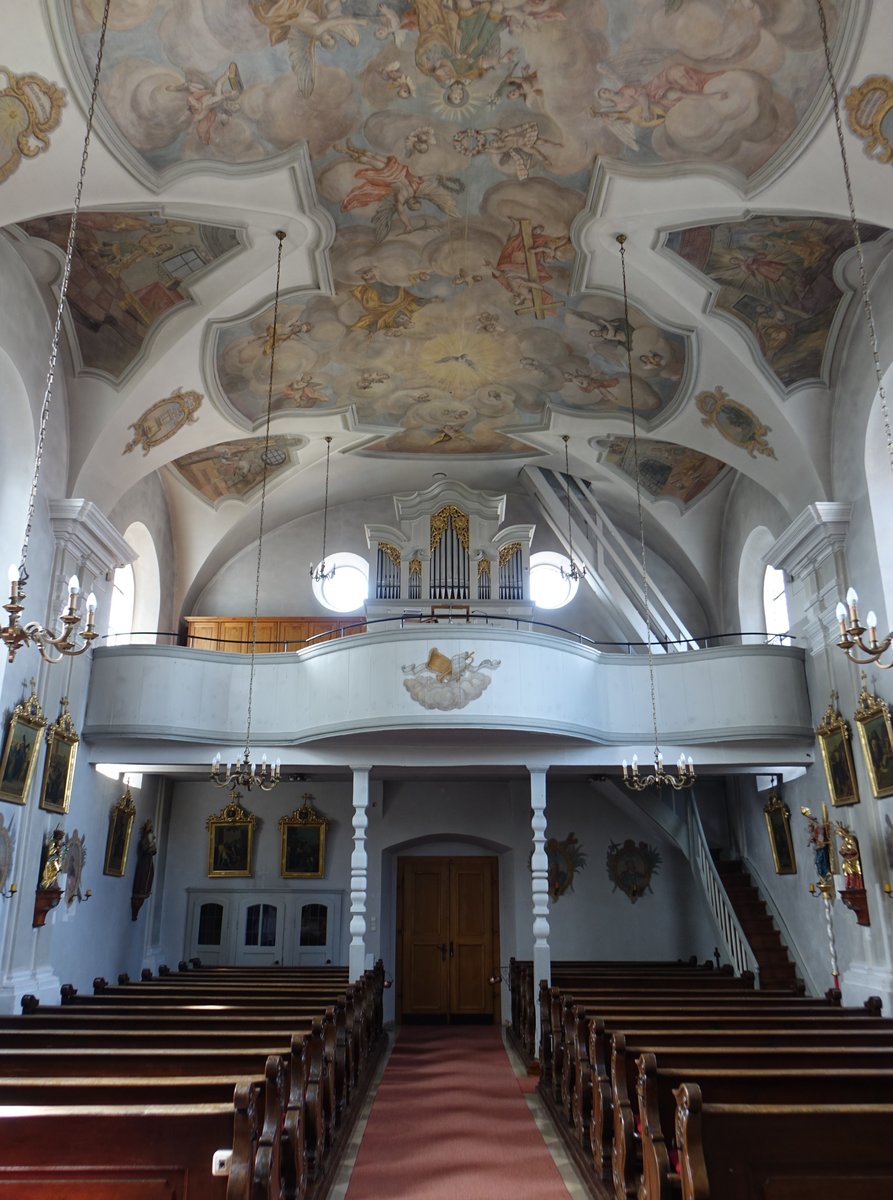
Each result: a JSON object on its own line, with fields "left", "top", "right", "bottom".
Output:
{"left": 18, "top": 211, "right": 241, "bottom": 382}
{"left": 170, "top": 434, "right": 304, "bottom": 504}
{"left": 59, "top": 0, "right": 851, "bottom": 455}
{"left": 665, "top": 215, "right": 886, "bottom": 390}
{"left": 598, "top": 436, "right": 727, "bottom": 508}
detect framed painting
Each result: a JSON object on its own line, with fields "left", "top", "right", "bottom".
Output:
{"left": 0, "top": 687, "right": 47, "bottom": 806}
{"left": 279, "top": 795, "right": 328, "bottom": 879}
{"left": 103, "top": 786, "right": 136, "bottom": 877}
{"left": 854, "top": 677, "right": 893, "bottom": 798}
{"left": 207, "top": 793, "right": 256, "bottom": 878}
{"left": 763, "top": 790, "right": 796, "bottom": 875}
{"left": 817, "top": 693, "right": 860, "bottom": 807}
{"left": 39, "top": 698, "right": 78, "bottom": 815}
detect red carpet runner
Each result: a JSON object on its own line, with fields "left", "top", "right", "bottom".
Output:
{"left": 344, "top": 1026, "right": 571, "bottom": 1199}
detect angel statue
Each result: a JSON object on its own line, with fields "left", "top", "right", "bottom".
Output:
{"left": 250, "top": 0, "right": 367, "bottom": 97}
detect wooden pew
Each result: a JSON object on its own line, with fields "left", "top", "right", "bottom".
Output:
{"left": 673, "top": 1083, "right": 893, "bottom": 1200}
{"left": 637, "top": 1054, "right": 893, "bottom": 1200}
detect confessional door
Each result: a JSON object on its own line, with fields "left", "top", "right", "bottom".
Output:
{"left": 397, "top": 856, "right": 499, "bottom": 1023}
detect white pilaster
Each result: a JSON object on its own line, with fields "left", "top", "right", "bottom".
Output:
{"left": 529, "top": 767, "right": 551, "bottom": 1049}
{"left": 349, "top": 766, "right": 371, "bottom": 982}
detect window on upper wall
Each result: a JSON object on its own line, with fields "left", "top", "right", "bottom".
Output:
{"left": 311, "top": 551, "right": 369, "bottom": 614}
{"left": 528, "top": 551, "right": 580, "bottom": 610}
{"left": 763, "top": 565, "right": 791, "bottom": 645}
{"left": 107, "top": 564, "right": 135, "bottom": 645}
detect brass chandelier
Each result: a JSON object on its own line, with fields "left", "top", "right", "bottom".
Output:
{"left": 211, "top": 232, "right": 286, "bottom": 793}
{"left": 615, "top": 235, "right": 695, "bottom": 792}
{"left": 1, "top": 0, "right": 112, "bottom": 665}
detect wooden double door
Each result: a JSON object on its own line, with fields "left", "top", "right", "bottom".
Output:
{"left": 397, "top": 856, "right": 500, "bottom": 1023}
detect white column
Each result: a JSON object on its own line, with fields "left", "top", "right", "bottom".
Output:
{"left": 349, "top": 767, "right": 370, "bottom": 982}
{"left": 529, "top": 767, "right": 551, "bottom": 1049}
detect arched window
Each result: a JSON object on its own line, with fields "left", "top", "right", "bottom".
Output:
{"left": 762, "top": 565, "right": 791, "bottom": 645}
{"left": 737, "top": 526, "right": 775, "bottom": 640}
{"left": 311, "top": 551, "right": 369, "bottom": 614}
{"left": 528, "top": 551, "right": 580, "bottom": 610}
{"left": 125, "top": 521, "right": 160, "bottom": 643}
{"left": 107, "top": 564, "right": 135, "bottom": 645}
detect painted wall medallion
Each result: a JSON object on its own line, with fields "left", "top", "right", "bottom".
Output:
{"left": 847, "top": 75, "right": 893, "bottom": 165}
{"left": 696, "top": 387, "right": 775, "bottom": 460}
{"left": 402, "top": 646, "right": 500, "bottom": 710}
{"left": 0, "top": 66, "right": 65, "bottom": 184}
{"left": 123, "top": 387, "right": 202, "bottom": 455}
{"left": 545, "top": 832, "right": 586, "bottom": 903}
{"left": 606, "top": 838, "right": 662, "bottom": 904}
{"left": 598, "top": 437, "right": 727, "bottom": 509}
{"left": 18, "top": 212, "right": 241, "bottom": 382}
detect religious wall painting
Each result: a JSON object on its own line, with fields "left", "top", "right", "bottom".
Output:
{"left": 123, "top": 387, "right": 202, "bottom": 455}
{"left": 854, "top": 676, "right": 893, "bottom": 799}
{"left": 665, "top": 215, "right": 886, "bottom": 390}
{"left": 544, "top": 832, "right": 586, "bottom": 903}
{"left": 596, "top": 436, "right": 727, "bottom": 509}
{"left": 0, "top": 66, "right": 65, "bottom": 184}
{"left": 605, "top": 838, "right": 661, "bottom": 904}
{"left": 846, "top": 76, "right": 893, "bottom": 166}
{"left": 0, "top": 687, "right": 46, "bottom": 806}
{"left": 763, "top": 789, "right": 796, "bottom": 876}
{"left": 279, "top": 795, "right": 328, "bottom": 880}
{"left": 402, "top": 645, "right": 500, "bottom": 710}
{"left": 103, "top": 786, "right": 136, "bottom": 877}
{"left": 39, "top": 697, "right": 78, "bottom": 816}
{"left": 695, "top": 387, "right": 775, "bottom": 460}
{"left": 169, "top": 435, "right": 305, "bottom": 506}
{"left": 18, "top": 212, "right": 241, "bottom": 383}
{"left": 207, "top": 793, "right": 257, "bottom": 878}
{"left": 817, "top": 692, "right": 860, "bottom": 807}
{"left": 62, "top": 0, "right": 855, "bottom": 190}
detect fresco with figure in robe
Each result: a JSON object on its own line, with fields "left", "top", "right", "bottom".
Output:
{"left": 18, "top": 211, "right": 241, "bottom": 382}
{"left": 169, "top": 435, "right": 304, "bottom": 505}
{"left": 61, "top": 0, "right": 850, "bottom": 452}
{"left": 597, "top": 436, "right": 728, "bottom": 508}
{"left": 665, "top": 215, "right": 887, "bottom": 390}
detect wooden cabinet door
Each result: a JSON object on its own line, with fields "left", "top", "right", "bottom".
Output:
{"left": 398, "top": 856, "right": 498, "bottom": 1022}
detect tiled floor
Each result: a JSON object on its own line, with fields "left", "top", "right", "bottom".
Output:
{"left": 327, "top": 1026, "right": 590, "bottom": 1200}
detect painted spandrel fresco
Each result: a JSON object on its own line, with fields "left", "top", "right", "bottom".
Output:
{"left": 599, "top": 436, "right": 727, "bottom": 509}
{"left": 62, "top": 0, "right": 851, "bottom": 453}
{"left": 170, "top": 435, "right": 304, "bottom": 505}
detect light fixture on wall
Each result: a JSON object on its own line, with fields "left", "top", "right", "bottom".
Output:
{"left": 812, "top": 0, "right": 893, "bottom": 669}
{"left": 309, "top": 436, "right": 336, "bottom": 584}
{"left": 615, "top": 235, "right": 695, "bottom": 792}
{"left": 211, "top": 232, "right": 286, "bottom": 793}
{"left": 0, "top": 0, "right": 112, "bottom": 665}
{"left": 559, "top": 435, "right": 586, "bottom": 583}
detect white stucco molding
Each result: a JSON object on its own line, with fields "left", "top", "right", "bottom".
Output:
{"left": 766, "top": 503, "right": 852, "bottom": 579}
{"left": 49, "top": 499, "right": 137, "bottom": 580}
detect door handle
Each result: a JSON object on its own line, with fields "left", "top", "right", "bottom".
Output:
{"left": 440, "top": 943, "right": 447, "bottom": 962}
{"left": 449, "top": 942, "right": 454, "bottom": 959}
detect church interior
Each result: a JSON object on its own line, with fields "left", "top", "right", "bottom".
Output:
{"left": 2, "top": 0, "right": 893, "bottom": 1195}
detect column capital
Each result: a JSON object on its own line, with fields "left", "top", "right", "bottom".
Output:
{"left": 767, "top": 503, "right": 852, "bottom": 580}
{"left": 49, "top": 499, "right": 136, "bottom": 580}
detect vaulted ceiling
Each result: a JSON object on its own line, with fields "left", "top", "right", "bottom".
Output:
{"left": 3, "top": 0, "right": 890, "bottom": 622}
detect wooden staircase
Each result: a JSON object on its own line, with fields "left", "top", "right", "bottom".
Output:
{"left": 714, "top": 858, "right": 800, "bottom": 989}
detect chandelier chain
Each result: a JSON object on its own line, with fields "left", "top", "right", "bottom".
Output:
{"left": 321, "top": 436, "right": 332, "bottom": 571}
{"left": 19, "top": 0, "right": 111, "bottom": 577}
{"left": 816, "top": 0, "right": 892, "bottom": 469}
{"left": 245, "top": 231, "right": 286, "bottom": 756}
{"left": 619, "top": 236, "right": 660, "bottom": 760}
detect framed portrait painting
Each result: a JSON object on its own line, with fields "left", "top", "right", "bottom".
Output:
{"left": 103, "top": 786, "right": 136, "bottom": 877}
{"left": 0, "top": 688, "right": 47, "bottom": 806}
{"left": 207, "top": 793, "right": 256, "bottom": 878}
{"left": 763, "top": 790, "right": 796, "bottom": 875}
{"left": 39, "top": 698, "right": 78, "bottom": 815}
{"left": 854, "top": 677, "right": 893, "bottom": 799}
{"left": 279, "top": 795, "right": 328, "bottom": 879}
{"left": 817, "top": 694, "right": 860, "bottom": 807}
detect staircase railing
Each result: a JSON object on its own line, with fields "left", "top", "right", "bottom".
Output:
{"left": 687, "top": 794, "right": 760, "bottom": 983}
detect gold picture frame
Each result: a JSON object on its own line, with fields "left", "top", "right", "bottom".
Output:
{"left": 279, "top": 794, "right": 328, "bottom": 879}
{"left": 39, "top": 697, "right": 78, "bottom": 815}
{"left": 0, "top": 686, "right": 47, "bottom": 806}
{"left": 763, "top": 790, "right": 796, "bottom": 875}
{"left": 207, "top": 793, "right": 256, "bottom": 878}
{"left": 103, "top": 786, "right": 136, "bottom": 877}
{"left": 817, "top": 692, "right": 860, "bottom": 807}
{"left": 854, "top": 675, "right": 893, "bottom": 799}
